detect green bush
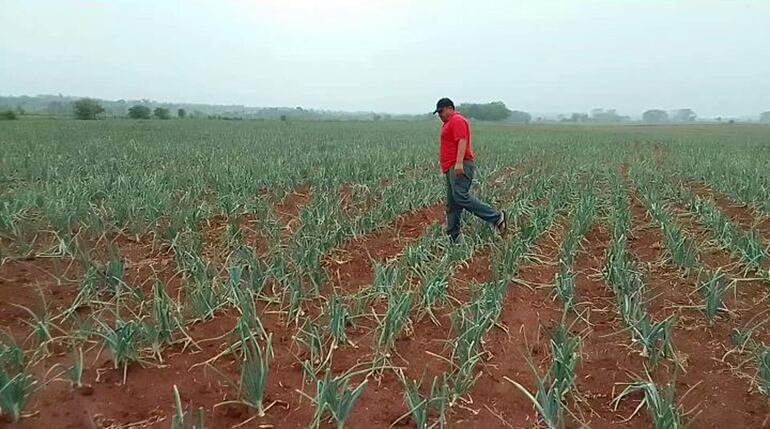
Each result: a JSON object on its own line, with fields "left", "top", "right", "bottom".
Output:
{"left": 73, "top": 98, "right": 105, "bottom": 120}
{"left": 0, "top": 110, "right": 17, "bottom": 120}
{"left": 128, "top": 105, "right": 152, "bottom": 119}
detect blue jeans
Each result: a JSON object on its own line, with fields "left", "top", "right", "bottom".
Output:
{"left": 445, "top": 160, "right": 502, "bottom": 240}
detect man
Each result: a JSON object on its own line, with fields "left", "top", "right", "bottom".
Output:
{"left": 433, "top": 97, "right": 507, "bottom": 241}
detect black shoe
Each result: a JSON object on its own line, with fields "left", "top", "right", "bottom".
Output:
{"left": 496, "top": 211, "right": 508, "bottom": 238}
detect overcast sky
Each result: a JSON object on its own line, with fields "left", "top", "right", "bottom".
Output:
{"left": 2, "top": 1, "right": 769, "bottom": 116}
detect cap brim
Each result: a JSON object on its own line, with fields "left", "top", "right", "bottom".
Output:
{"left": 432, "top": 109, "right": 439, "bottom": 114}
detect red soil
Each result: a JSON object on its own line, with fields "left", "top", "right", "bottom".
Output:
{"left": 274, "top": 186, "right": 313, "bottom": 238}
{"left": 323, "top": 203, "right": 445, "bottom": 295}
{"left": 4, "top": 175, "right": 770, "bottom": 428}
{"left": 626, "top": 190, "right": 770, "bottom": 428}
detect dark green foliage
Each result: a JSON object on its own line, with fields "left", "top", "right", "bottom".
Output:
{"left": 128, "top": 105, "right": 152, "bottom": 119}
{"left": 0, "top": 110, "right": 17, "bottom": 120}
{"left": 73, "top": 98, "right": 105, "bottom": 120}
{"left": 456, "top": 101, "right": 511, "bottom": 121}
{"left": 155, "top": 107, "right": 171, "bottom": 120}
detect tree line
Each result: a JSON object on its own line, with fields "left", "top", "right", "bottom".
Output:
{"left": 0, "top": 94, "right": 424, "bottom": 121}
{"left": 455, "top": 101, "right": 531, "bottom": 123}
{"left": 2, "top": 94, "right": 770, "bottom": 123}
{"left": 70, "top": 98, "right": 184, "bottom": 120}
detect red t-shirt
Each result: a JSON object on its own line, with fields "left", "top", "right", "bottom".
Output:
{"left": 439, "top": 112, "right": 474, "bottom": 173}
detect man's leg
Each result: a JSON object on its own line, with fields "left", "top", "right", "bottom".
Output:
{"left": 445, "top": 171, "right": 462, "bottom": 241}
{"left": 450, "top": 161, "right": 502, "bottom": 226}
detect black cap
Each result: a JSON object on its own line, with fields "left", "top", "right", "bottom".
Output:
{"left": 432, "top": 97, "right": 454, "bottom": 114}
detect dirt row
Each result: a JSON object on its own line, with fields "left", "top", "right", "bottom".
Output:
{"left": 624, "top": 170, "right": 770, "bottom": 428}
{"left": 0, "top": 185, "right": 315, "bottom": 427}
{"left": 5, "top": 164, "right": 770, "bottom": 428}
{"left": 686, "top": 181, "right": 770, "bottom": 242}
{"left": 0, "top": 170, "right": 464, "bottom": 428}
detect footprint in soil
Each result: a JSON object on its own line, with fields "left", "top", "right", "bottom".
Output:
{"left": 217, "top": 403, "right": 248, "bottom": 419}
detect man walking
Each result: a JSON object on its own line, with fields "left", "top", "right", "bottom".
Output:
{"left": 433, "top": 97, "right": 507, "bottom": 241}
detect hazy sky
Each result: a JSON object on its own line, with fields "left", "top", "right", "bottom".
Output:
{"left": 2, "top": 1, "right": 769, "bottom": 116}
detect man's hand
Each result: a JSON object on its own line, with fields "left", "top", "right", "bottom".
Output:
{"left": 454, "top": 162, "right": 464, "bottom": 177}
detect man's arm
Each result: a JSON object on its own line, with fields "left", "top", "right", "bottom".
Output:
{"left": 449, "top": 117, "right": 470, "bottom": 177}
{"left": 454, "top": 138, "right": 467, "bottom": 176}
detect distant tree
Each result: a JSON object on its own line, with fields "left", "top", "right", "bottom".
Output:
{"left": 590, "top": 108, "right": 626, "bottom": 123}
{"left": 509, "top": 110, "right": 532, "bottom": 124}
{"left": 128, "top": 105, "right": 152, "bottom": 119}
{"left": 457, "top": 101, "right": 511, "bottom": 121}
{"left": 154, "top": 107, "right": 171, "bottom": 120}
{"left": 642, "top": 109, "right": 669, "bottom": 123}
{"left": 0, "top": 110, "right": 18, "bottom": 120}
{"left": 373, "top": 114, "right": 382, "bottom": 121}
{"left": 570, "top": 113, "right": 589, "bottom": 123}
{"left": 280, "top": 114, "right": 288, "bottom": 122}
{"left": 110, "top": 100, "right": 128, "bottom": 116}
{"left": 671, "top": 108, "right": 696, "bottom": 122}
{"left": 73, "top": 98, "right": 105, "bottom": 120}
{"left": 760, "top": 111, "right": 770, "bottom": 123}
{"left": 177, "top": 108, "right": 186, "bottom": 118}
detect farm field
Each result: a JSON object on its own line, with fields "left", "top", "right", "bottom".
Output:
{"left": 1, "top": 120, "right": 770, "bottom": 428}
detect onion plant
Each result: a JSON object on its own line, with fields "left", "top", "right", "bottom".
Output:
{"left": 304, "top": 365, "right": 368, "bottom": 429}
{"left": 103, "top": 245, "right": 126, "bottom": 295}
{"left": 93, "top": 316, "right": 140, "bottom": 384}
{"left": 171, "top": 385, "right": 206, "bottom": 429}
{"left": 505, "top": 324, "right": 581, "bottom": 429}
{"left": 326, "top": 294, "right": 351, "bottom": 347}
{"left": 294, "top": 318, "right": 327, "bottom": 367}
{"left": 372, "top": 261, "right": 404, "bottom": 295}
{"left": 0, "top": 334, "right": 35, "bottom": 422}
{"left": 612, "top": 379, "right": 690, "bottom": 429}
{"left": 13, "top": 292, "right": 54, "bottom": 353}
{"left": 237, "top": 332, "right": 273, "bottom": 416}
{"left": 376, "top": 288, "right": 412, "bottom": 351}
{"left": 150, "top": 279, "right": 178, "bottom": 346}
{"left": 184, "top": 278, "right": 224, "bottom": 322}
{"left": 553, "top": 260, "right": 576, "bottom": 311}
{"left": 283, "top": 274, "right": 306, "bottom": 326}
{"left": 505, "top": 363, "right": 565, "bottom": 429}
{"left": 68, "top": 346, "right": 85, "bottom": 388}
{"left": 548, "top": 324, "right": 580, "bottom": 395}
{"left": 418, "top": 266, "right": 449, "bottom": 324}
{"left": 401, "top": 375, "right": 448, "bottom": 429}
{"left": 753, "top": 345, "right": 770, "bottom": 395}
{"left": 697, "top": 270, "right": 728, "bottom": 325}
